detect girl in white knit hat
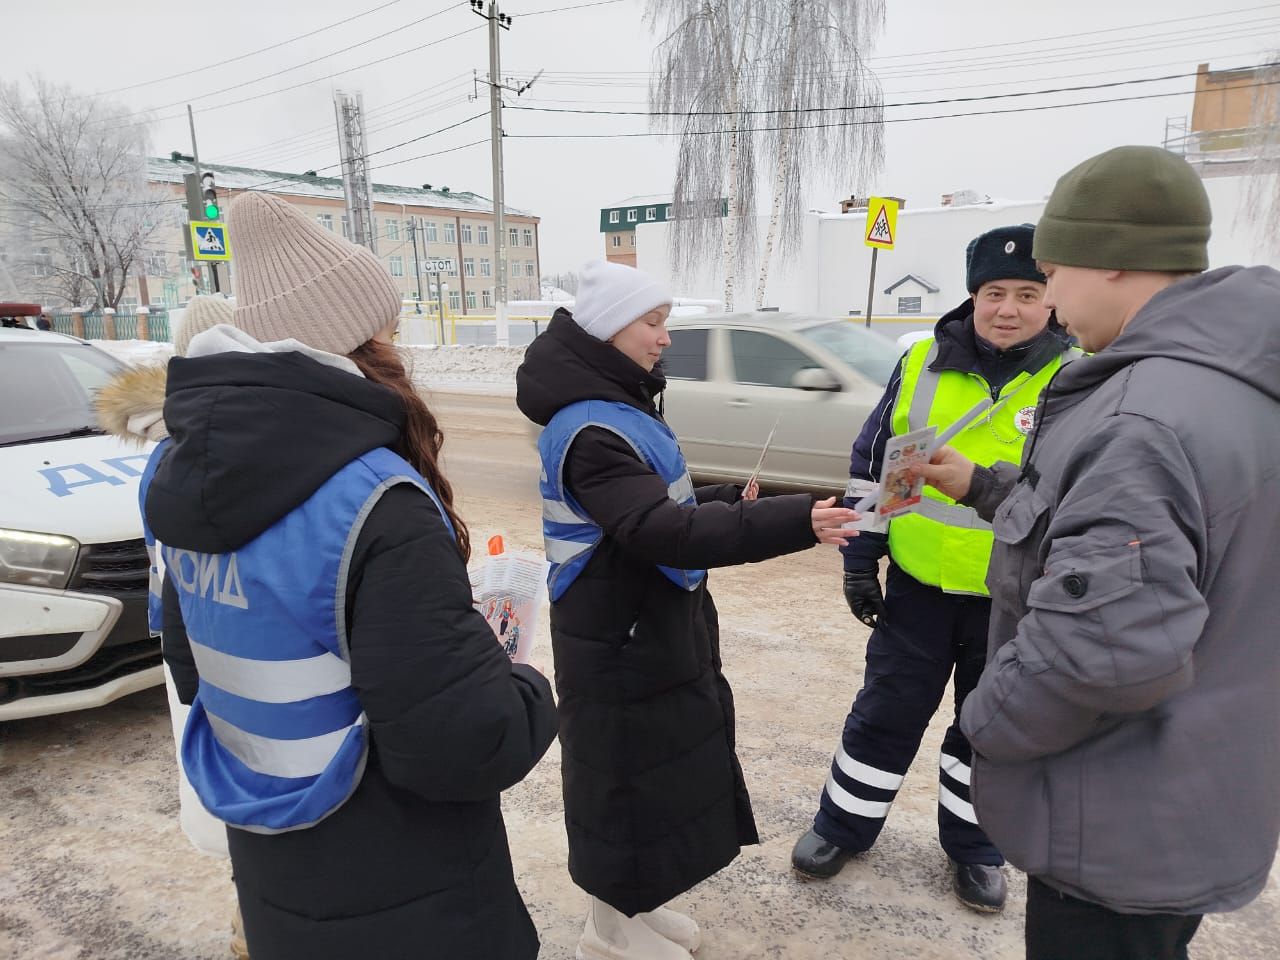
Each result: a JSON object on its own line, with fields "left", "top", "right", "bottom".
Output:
{"left": 140, "top": 193, "right": 558, "bottom": 960}
{"left": 516, "top": 260, "right": 858, "bottom": 960}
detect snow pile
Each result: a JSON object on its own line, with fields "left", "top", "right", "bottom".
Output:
{"left": 91, "top": 339, "right": 175, "bottom": 367}
{"left": 399, "top": 344, "right": 524, "bottom": 390}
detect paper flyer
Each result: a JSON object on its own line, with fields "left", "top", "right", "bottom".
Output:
{"left": 469, "top": 542, "right": 549, "bottom": 664}
{"left": 876, "top": 426, "right": 936, "bottom": 520}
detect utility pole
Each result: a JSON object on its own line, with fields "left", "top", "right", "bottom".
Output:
{"left": 471, "top": 1, "right": 542, "bottom": 346}
{"left": 408, "top": 216, "right": 424, "bottom": 310}
{"left": 187, "top": 105, "right": 219, "bottom": 294}
{"left": 334, "top": 91, "right": 378, "bottom": 253}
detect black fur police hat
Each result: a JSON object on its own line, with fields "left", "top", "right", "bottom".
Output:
{"left": 965, "top": 223, "right": 1046, "bottom": 294}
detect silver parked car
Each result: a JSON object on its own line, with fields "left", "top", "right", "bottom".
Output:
{"left": 661, "top": 313, "right": 904, "bottom": 490}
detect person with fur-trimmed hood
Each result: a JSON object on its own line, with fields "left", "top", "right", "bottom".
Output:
{"left": 95, "top": 294, "right": 250, "bottom": 959}
{"left": 134, "top": 194, "right": 558, "bottom": 960}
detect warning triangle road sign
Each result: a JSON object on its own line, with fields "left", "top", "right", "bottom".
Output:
{"left": 866, "top": 205, "right": 893, "bottom": 245}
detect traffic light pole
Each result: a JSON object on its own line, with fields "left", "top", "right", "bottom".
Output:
{"left": 187, "top": 105, "right": 220, "bottom": 294}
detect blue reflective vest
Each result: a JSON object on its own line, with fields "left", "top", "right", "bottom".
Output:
{"left": 141, "top": 446, "right": 452, "bottom": 834}
{"left": 538, "top": 399, "right": 706, "bottom": 602}
{"left": 140, "top": 438, "right": 169, "bottom": 637}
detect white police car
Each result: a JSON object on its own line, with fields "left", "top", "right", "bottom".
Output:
{"left": 0, "top": 328, "right": 162, "bottom": 720}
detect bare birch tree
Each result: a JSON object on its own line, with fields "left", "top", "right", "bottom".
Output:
{"left": 0, "top": 78, "right": 173, "bottom": 308}
{"left": 647, "top": 1, "right": 884, "bottom": 310}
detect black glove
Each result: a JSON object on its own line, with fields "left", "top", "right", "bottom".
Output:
{"left": 843, "top": 569, "right": 885, "bottom": 629}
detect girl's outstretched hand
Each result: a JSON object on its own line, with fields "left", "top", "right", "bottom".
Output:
{"left": 812, "top": 497, "right": 859, "bottom": 546}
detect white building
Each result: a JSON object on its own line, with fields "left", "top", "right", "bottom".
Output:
{"left": 637, "top": 173, "right": 1279, "bottom": 331}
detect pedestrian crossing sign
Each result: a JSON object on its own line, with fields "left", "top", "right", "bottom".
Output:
{"left": 190, "top": 221, "right": 231, "bottom": 261}
{"left": 864, "top": 197, "right": 899, "bottom": 250}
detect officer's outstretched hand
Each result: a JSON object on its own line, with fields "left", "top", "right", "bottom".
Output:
{"left": 913, "top": 445, "right": 976, "bottom": 502}
{"left": 843, "top": 569, "right": 885, "bottom": 629}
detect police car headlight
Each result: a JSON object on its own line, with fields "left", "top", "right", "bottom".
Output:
{"left": 0, "top": 529, "right": 80, "bottom": 589}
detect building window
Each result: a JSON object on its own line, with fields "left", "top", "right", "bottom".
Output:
{"left": 522, "top": 228, "right": 533, "bottom": 247}
{"left": 444, "top": 222, "right": 456, "bottom": 244}
{"left": 466, "top": 290, "right": 477, "bottom": 310}
{"left": 645, "top": 207, "right": 656, "bottom": 221}
{"left": 480, "top": 257, "right": 491, "bottom": 277}
{"left": 317, "top": 214, "right": 334, "bottom": 232}
{"left": 426, "top": 221, "right": 438, "bottom": 242}
{"left": 145, "top": 250, "right": 168, "bottom": 276}
{"left": 630, "top": 234, "right": 636, "bottom": 247}
{"left": 509, "top": 227, "right": 519, "bottom": 247}
{"left": 626, "top": 209, "right": 638, "bottom": 223}
{"left": 463, "top": 258, "right": 475, "bottom": 278}
{"left": 32, "top": 247, "right": 54, "bottom": 277}
{"left": 385, "top": 218, "right": 401, "bottom": 241}
{"left": 897, "top": 296, "right": 922, "bottom": 315}
{"left": 389, "top": 256, "right": 404, "bottom": 278}
{"left": 665, "top": 205, "right": 672, "bottom": 219}
{"left": 526, "top": 261, "right": 536, "bottom": 277}
{"left": 447, "top": 261, "right": 458, "bottom": 277}
{"left": 609, "top": 210, "right": 620, "bottom": 224}
{"left": 477, "top": 224, "right": 489, "bottom": 245}
{"left": 461, "top": 223, "right": 473, "bottom": 244}
{"left": 611, "top": 235, "right": 621, "bottom": 248}
{"left": 448, "top": 291, "right": 461, "bottom": 311}
{"left": 482, "top": 289, "right": 493, "bottom": 308}
{"left": 341, "top": 216, "right": 350, "bottom": 239}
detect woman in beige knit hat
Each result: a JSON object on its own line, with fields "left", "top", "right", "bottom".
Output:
{"left": 140, "top": 193, "right": 558, "bottom": 960}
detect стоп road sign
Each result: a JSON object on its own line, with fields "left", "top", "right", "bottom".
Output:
{"left": 189, "top": 221, "right": 231, "bottom": 262}
{"left": 864, "top": 197, "right": 899, "bottom": 250}
{"left": 424, "top": 257, "right": 455, "bottom": 273}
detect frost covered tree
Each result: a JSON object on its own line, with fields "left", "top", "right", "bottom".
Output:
{"left": 647, "top": 0, "right": 885, "bottom": 310}
{"left": 1241, "top": 59, "right": 1280, "bottom": 255}
{"left": 0, "top": 78, "right": 173, "bottom": 308}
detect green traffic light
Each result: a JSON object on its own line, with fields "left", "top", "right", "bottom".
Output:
{"left": 204, "top": 202, "right": 220, "bottom": 220}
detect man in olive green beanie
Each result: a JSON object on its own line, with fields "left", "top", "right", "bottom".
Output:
{"left": 917, "top": 144, "right": 1280, "bottom": 960}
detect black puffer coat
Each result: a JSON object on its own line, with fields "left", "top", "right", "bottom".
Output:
{"left": 147, "top": 350, "right": 558, "bottom": 960}
{"left": 516, "top": 312, "right": 817, "bottom": 915}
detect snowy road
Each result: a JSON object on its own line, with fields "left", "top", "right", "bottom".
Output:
{"left": 1, "top": 391, "right": 1276, "bottom": 959}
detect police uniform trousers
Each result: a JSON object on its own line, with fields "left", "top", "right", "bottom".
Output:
{"left": 813, "top": 561, "right": 1003, "bottom": 865}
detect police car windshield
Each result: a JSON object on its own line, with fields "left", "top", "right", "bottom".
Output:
{"left": 0, "top": 341, "right": 122, "bottom": 446}
{"left": 802, "top": 321, "right": 902, "bottom": 387}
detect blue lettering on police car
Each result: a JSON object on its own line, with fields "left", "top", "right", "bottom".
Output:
{"left": 42, "top": 456, "right": 155, "bottom": 497}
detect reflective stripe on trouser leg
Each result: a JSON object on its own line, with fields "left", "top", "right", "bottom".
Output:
{"left": 815, "top": 745, "right": 901, "bottom": 851}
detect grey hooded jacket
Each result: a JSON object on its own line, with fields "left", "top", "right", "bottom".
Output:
{"left": 959, "top": 266, "right": 1280, "bottom": 915}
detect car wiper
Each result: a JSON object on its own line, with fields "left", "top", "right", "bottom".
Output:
{"left": 0, "top": 426, "right": 105, "bottom": 447}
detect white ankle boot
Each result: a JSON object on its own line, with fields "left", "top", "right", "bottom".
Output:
{"left": 577, "top": 897, "right": 693, "bottom": 960}
{"left": 640, "top": 906, "right": 701, "bottom": 953}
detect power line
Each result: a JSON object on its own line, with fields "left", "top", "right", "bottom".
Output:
{"left": 509, "top": 63, "right": 1275, "bottom": 119}
{"left": 517, "top": 0, "right": 625, "bottom": 15}
{"left": 138, "top": 3, "right": 466, "bottom": 116}
{"left": 504, "top": 75, "right": 1280, "bottom": 139}
{"left": 98, "top": 0, "right": 408, "bottom": 96}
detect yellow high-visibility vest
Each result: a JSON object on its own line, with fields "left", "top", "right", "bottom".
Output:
{"left": 886, "top": 337, "right": 1076, "bottom": 596}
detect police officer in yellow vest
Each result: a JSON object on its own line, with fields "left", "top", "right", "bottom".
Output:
{"left": 791, "top": 224, "right": 1079, "bottom": 913}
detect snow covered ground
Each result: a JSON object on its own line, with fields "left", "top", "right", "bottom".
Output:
{"left": 85, "top": 338, "right": 522, "bottom": 393}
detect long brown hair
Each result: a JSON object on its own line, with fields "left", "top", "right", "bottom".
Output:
{"left": 348, "top": 339, "right": 471, "bottom": 562}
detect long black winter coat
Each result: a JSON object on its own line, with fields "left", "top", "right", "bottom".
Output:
{"left": 147, "top": 350, "right": 559, "bottom": 960}
{"left": 516, "top": 312, "right": 817, "bottom": 915}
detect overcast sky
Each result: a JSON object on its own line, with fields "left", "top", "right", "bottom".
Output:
{"left": 5, "top": 0, "right": 1278, "bottom": 274}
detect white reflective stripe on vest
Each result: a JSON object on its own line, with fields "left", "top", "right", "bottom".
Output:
{"left": 824, "top": 772, "right": 893, "bottom": 819}
{"left": 835, "top": 747, "right": 904, "bottom": 791}
{"left": 545, "top": 536, "right": 595, "bottom": 565}
{"left": 189, "top": 639, "right": 352, "bottom": 704}
{"left": 906, "top": 341, "right": 943, "bottom": 431}
{"left": 940, "top": 752, "right": 972, "bottom": 786}
{"left": 668, "top": 473, "right": 694, "bottom": 504}
{"left": 542, "top": 498, "right": 583, "bottom": 525}
{"left": 913, "top": 497, "right": 993, "bottom": 531}
{"left": 939, "top": 783, "right": 979, "bottom": 824}
{"left": 206, "top": 712, "right": 358, "bottom": 780}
